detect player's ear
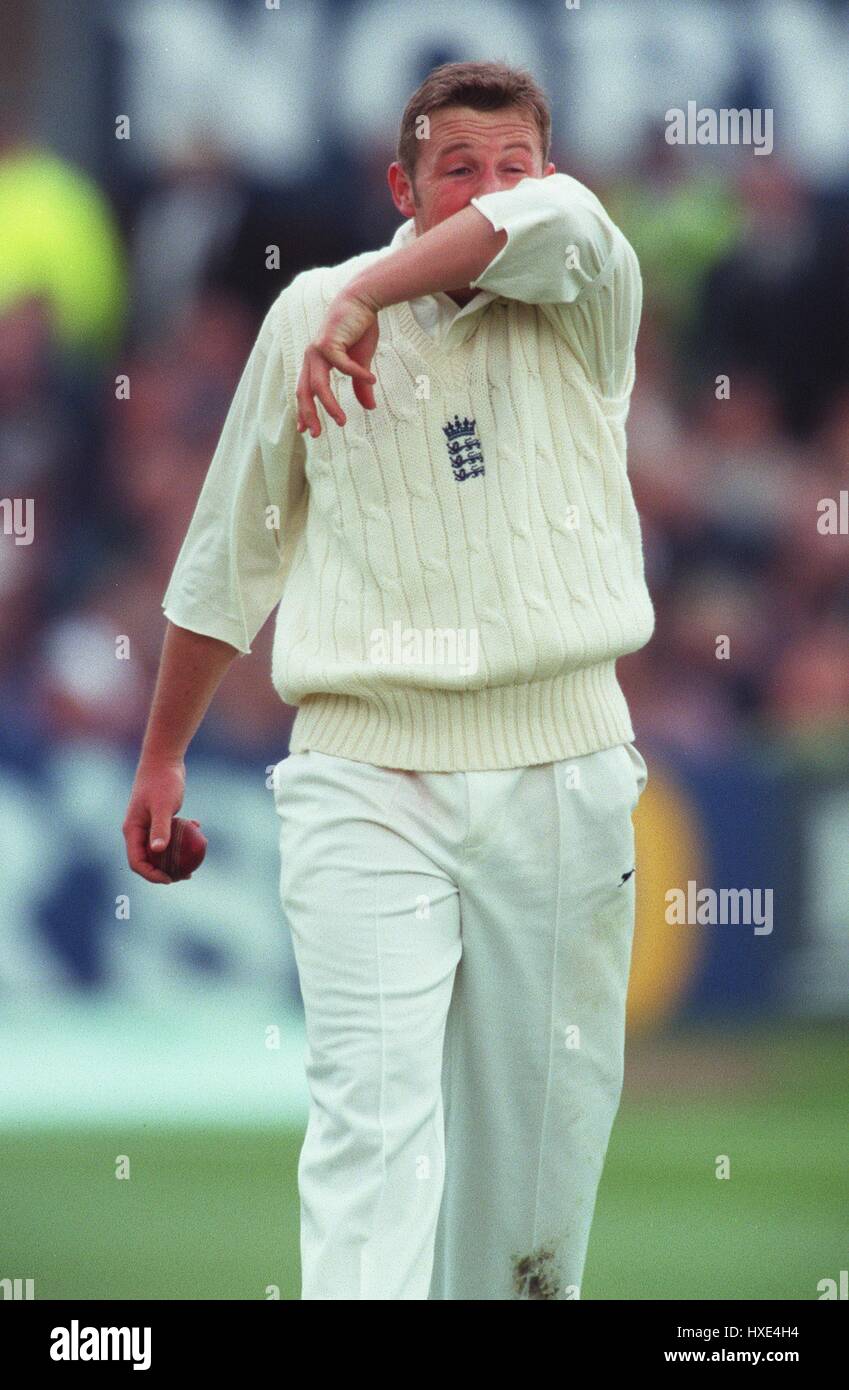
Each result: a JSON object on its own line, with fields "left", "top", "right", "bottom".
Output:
{"left": 388, "top": 161, "right": 416, "bottom": 219}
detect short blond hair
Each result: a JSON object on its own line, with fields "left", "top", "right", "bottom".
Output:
{"left": 397, "top": 60, "right": 552, "bottom": 188}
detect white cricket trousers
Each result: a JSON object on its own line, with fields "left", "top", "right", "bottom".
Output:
{"left": 272, "top": 740, "right": 648, "bottom": 1301}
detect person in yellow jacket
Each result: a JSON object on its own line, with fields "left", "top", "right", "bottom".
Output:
{"left": 0, "top": 140, "right": 127, "bottom": 358}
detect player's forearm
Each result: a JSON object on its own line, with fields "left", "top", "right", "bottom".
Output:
{"left": 348, "top": 204, "right": 508, "bottom": 310}
{"left": 139, "top": 621, "right": 240, "bottom": 763}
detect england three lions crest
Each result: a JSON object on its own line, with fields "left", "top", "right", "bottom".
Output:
{"left": 442, "top": 414, "right": 485, "bottom": 482}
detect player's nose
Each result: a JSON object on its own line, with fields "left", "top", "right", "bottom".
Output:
{"left": 472, "top": 168, "right": 502, "bottom": 198}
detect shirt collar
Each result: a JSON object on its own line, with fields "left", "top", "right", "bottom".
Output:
{"left": 385, "top": 218, "right": 497, "bottom": 347}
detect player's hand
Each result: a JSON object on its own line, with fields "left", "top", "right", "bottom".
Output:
{"left": 296, "top": 289, "right": 380, "bottom": 437}
{"left": 122, "top": 755, "right": 186, "bottom": 884}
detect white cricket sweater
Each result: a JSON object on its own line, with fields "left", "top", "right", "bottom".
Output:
{"left": 162, "top": 172, "right": 655, "bottom": 770}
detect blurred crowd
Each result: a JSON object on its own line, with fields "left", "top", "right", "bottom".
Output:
{"left": 2, "top": 117, "right": 849, "bottom": 771}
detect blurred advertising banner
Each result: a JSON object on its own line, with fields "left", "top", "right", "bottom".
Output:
{"left": 627, "top": 738, "right": 848, "bottom": 1034}
{"left": 780, "top": 763, "right": 849, "bottom": 1015}
{"left": 40, "top": 0, "right": 849, "bottom": 186}
{"left": 0, "top": 743, "right": 298, "bottom": 1010}
{"left": 0, "top": 739, "right": 846, "bottom": 1030}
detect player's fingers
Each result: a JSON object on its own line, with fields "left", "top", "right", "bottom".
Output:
{"left": 136, "top": 862, "right": 174, "bottom": 886}
{"left": 124, "top": 822, "right": 173, "bottom": 884}
{"left": 123, "top": 820, "right": 147, "bottom": 869}
{"left": 324, "top": 346, "right": 376, "bottom": 384}
{"left": 296, "top": 363, "right": 322, "bottom": 437}
{"left": 348, "top": 321, "right": 379, "bottom": 411}
{"left": 353, "top": 375, "right": 376, "bottom": 411}
{"left": 149, "top": 810, "right": 172, "bottom": 853}
{"left": 311, "top": 358, "right": 346, "bottom": 429}
{"left": 350, "top": 322, "right": 380, "bottom": 408}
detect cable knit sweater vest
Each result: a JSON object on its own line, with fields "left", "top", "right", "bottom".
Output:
{"left": 267, "top": 250, "right": 655, "bottom": 771}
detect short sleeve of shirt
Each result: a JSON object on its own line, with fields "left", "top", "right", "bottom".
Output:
{"left": 468, "top": 172, "right": 642, "bottom": 400}
{"left": 161, "top": 299, "right": 307, "bottom": 655}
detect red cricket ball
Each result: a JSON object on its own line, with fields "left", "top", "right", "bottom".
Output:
{"left": 150, "top": 817, "right": 207, "bottom": 881}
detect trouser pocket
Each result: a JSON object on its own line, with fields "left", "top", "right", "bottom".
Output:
{"left": 621, "top": 740, "right": 648, "bottom": 810}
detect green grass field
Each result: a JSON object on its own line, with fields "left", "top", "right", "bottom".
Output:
{"left": 2, "top": 1023, "right": 846, "bottom": 1299}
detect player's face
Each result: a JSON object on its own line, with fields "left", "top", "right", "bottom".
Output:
{"left": 388, "top": 104, "right": 555, "bottom": 235}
